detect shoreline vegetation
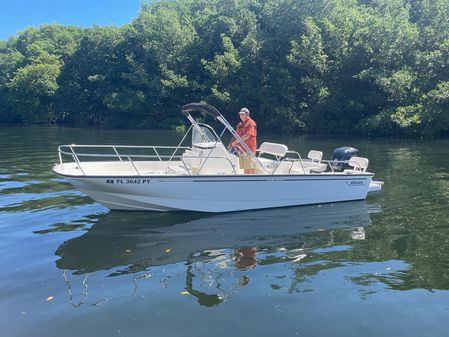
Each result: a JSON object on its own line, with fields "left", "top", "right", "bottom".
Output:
{"left": 0, "top": 0, "right": 448, "bottom": 138}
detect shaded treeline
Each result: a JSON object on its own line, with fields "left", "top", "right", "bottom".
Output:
{"left": 0, "top": 0, "right": 448, "bottom": 137}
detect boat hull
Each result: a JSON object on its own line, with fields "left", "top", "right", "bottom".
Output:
{"left": 60, "top": 174, "right": 374, "bottom": 212}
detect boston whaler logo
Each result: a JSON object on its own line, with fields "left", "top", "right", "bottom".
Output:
{"left": 346, "top": 180, "right": 365, "bottom": 186}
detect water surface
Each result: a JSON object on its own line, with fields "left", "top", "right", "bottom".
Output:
{"left": 1, "top": 126, "right": 449, "bottom": 337}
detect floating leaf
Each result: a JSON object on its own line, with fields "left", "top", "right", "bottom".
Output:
{"left": 46, "top": 296, "right": 54, "bottom": 301}
{"left": 125, "top": 249, "right": 132, "bottom": 253}
{"left": 180, "top": 291, "right": 190, "bottom": 295}
{"left": 165, "top": 248, "right": 172, "bottom": 253}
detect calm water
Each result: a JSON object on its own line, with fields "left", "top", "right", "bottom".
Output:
{"left": 1, "top": 126, "right": 449, "bottom": 337}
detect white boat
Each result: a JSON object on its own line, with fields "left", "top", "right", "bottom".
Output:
{"left": 52, "top": 103, "right": 383, "bottom": 212}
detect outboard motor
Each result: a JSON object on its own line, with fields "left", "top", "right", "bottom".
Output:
{"left": 331, "top": 146, "right": 358, "bottom": 171}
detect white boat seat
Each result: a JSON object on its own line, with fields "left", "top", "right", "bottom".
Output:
{"left": 258, "top": 142, "right": 288, "bottom": 157}
{"left": 305, "top": 150, "right": 326, "bottom": 172}
{"left": 309, "top": 163, "right": 327, "bottom": 172}
{"left": 290, "top": 160, "right": 327, "bottom": 174}
{"left": 307, "top": 150, "right": 323, "bottom": 161}
{"left": 344, "top": 156, "right": 369, "bottom": 173}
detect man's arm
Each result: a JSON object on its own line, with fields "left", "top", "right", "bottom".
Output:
{"left": 231, "top": 133, "right": 251, "bottom": 147}
{"left": 239, "top": 134, "right": 251, "bottom": 141}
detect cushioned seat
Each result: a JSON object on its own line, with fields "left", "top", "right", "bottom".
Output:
{"left": 344, "top": 156, "right": 369, "bottom": 173}
{"left": 307, "top": 150, "right": 323, "bottom": 161}
{"left": 258, "top": 142, "right": 288, "bottom": 157}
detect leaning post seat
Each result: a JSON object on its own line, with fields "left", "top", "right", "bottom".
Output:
{"left": 256, "top": 142, "right": 289, "bottom": 174}
{"left": 344, "top": 156, "right": 369, "bottom": 173}
{"left": 258, "top": 142, "right": 288, "bottom": 158}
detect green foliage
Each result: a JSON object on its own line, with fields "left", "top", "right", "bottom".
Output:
{"left": 0, "top": 0, "right": 448, "bottom": 137}
{"left": 357, "top": 109, "right": 398, "bottom": 137}
{"left": 287, "top": 18, "right": 328, "bottom": 75}
{"left": 202, "top": 34, "right": 241, "bottom": 103}
{"left": 391, "top": 104, "right": 422, "bottom": 128}
{"left": 7, "top": 53, "right": 62, "bottom": 123}
{"left": 420, "top": 81, "right": 449, "bottom": 136}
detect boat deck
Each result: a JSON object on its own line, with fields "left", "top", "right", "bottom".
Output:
{"left": 53, "top": 160, "right": 373, "bottom": 177}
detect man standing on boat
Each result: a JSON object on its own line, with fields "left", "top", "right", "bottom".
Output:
{"left": 228, "top": 107, "right": 257, "bottom": 174}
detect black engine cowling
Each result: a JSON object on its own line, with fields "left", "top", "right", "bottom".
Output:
{"left": 331, "top": 146, "right": 358, "bottom": 171}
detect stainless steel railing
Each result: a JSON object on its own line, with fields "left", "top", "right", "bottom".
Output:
{"left": 58, "top": 144, "right": 362, "bottom": 177}
{"left": 57, "top": 144, "right": 238, "bottom": 176}
{"left": 58, "top": 144, "right": 192, "bottom": 176}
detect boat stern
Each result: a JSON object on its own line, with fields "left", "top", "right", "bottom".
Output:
{"left": 369, "top": 180, "right": 384, "bottom": 193}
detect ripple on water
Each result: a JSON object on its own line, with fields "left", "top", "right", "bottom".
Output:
{"left": 0, "top": 190, "right": 88, "bottom": 211}
{"left": 0, "top": 180, "right": 29, "bottom": 190}
{"left": 0, "top": 201, "right": 107, "bottom": 235}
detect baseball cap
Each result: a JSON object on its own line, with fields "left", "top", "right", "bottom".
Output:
{"left": 238, "top": 107, "right": 250, "bottom": 114}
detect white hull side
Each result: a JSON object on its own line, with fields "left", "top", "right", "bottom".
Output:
{"left": 63, "top": 174, "right": 373, "bottom": 212}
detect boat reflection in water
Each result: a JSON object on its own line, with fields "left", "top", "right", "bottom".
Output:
{"left": 56, "top": 201, "right": 380, "bottom": 307}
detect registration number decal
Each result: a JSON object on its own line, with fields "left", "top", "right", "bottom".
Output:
{"left": 106, "top": 179, "right": 151, "bottom": 184}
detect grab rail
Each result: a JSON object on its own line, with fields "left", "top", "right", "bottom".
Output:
{"left": 57, "top": 144, "right": 238, "bottom": 176}
{"left": 68, "top": 145, "right": 86, "bottom": 175}
{"left": 58, "top": 144, "right": 192, "bottom": 176}
{"left": 59, "top": 145, "right": 190, "bottom": 161}
{"left": 57, "top": 144, "right": 361, "bottom": 177}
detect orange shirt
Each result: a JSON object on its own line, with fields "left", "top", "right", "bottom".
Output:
{"left": 236, "top": 117, "right": 257, "bottom": 153}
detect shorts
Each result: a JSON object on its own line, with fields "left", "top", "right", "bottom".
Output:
{"left": 239, "top": 153, "right": 256, "bottom": 170}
